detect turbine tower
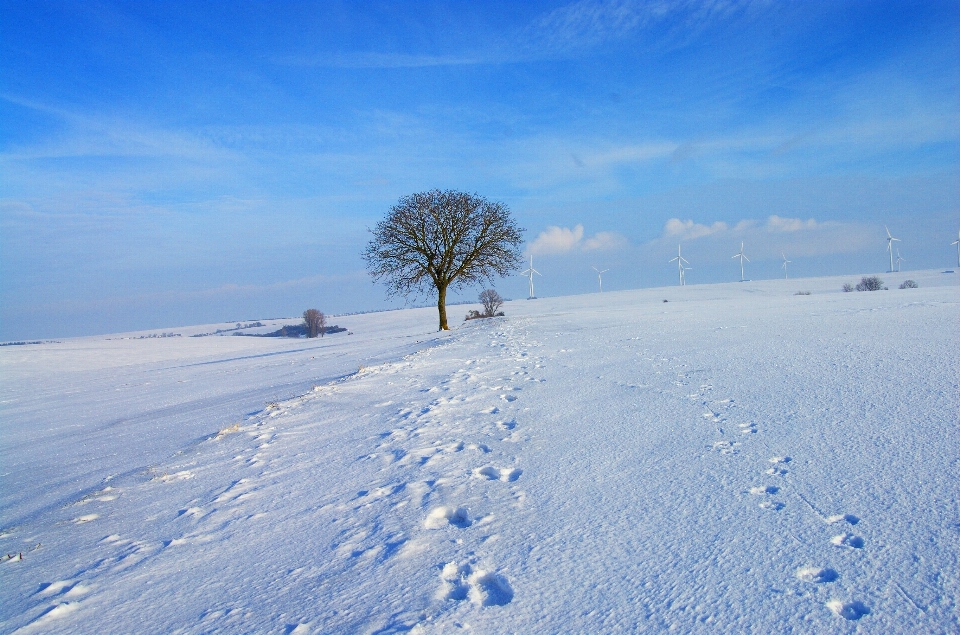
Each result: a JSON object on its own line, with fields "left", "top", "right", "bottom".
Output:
{"left": 885, "top": 226, "right": 900, "bottom": 273}
{"left": 520, "top": 255, "right": 541, "bottom": 299}
{"left": 952, "top": 229, "right": 960, "bottom": 268}
{"left": 592, "top": 266, "right": 609, "bottom": 292}
{"left": 669, "top": 245, "right": 689, "bottom": 286}
{"left": 732, "top": 242, "right": 749, "bottom": 282}
{"left": 782, "top": 252, "right": 791, "bottom": 279}
{"left": 895, "top": 248, "right": 905, "bottom": 272}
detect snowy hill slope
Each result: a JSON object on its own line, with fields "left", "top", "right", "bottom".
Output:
{"left": 1, "top": 271, "right": 958, "bottom": 633}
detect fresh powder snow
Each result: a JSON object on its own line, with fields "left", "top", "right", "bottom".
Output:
{"left": 1, "top": 271, "right": 958, "bottom": 633}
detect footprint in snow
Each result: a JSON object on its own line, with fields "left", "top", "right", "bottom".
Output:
{"left": 766, "top": 456, "right": 791, "bottom": 475}
{"left": 826, "top": 513, "right": 859, "bottom": 525}
{"left": 437, "top": 562, "right": 513, "bottom": 606}
{"left": 473, "top": 466, "right": 522, "bottom": 482}
{"left": 796, "top": 567, "right": 838, "bottom": 583}
{"left": 711, "top": 440, "right": 739, "bottom": 454}
{"left": 497, "top": 420, "right": 517, "bottom": 430}
{"left": 424, "top": 506, "right": 471, "bottom": 529}
{"left": 826, "top": 599, "right": 870, "bottom": 620}
{"left": 830, "top": 533, "right": 864, "bottom": 549}
{"left": 749, "top": 485, "right": 779, "bottom": 495}
{"left": 759, "top": 501, "right": 785, "bottom": 511}
{"left": 738, "top": 422, "right": 757, "bottom": 434}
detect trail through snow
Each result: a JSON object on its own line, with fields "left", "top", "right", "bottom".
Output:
{"left": 1, "top": 271, "right": 958, "bottom": 633}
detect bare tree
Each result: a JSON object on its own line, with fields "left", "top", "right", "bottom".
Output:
{"left": 363, "top": 190, "right": 524, "bottom": 330}
{"left": 479, "top": 289, "right": 504, "bottom": 317}
{"left": 303, "top": 309, "right": 326, "bottom": 338}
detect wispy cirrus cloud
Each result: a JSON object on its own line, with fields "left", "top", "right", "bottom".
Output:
{"left": 531, "top": 0, "right": 762, "bottom": 52}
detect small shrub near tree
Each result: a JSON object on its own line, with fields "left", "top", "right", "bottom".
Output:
{"left": 855, "top": 276, "right": 884, "bottom": 292}
{"left": 479, "top": 289, "right": 504, "bottom": 317}
{"left": 303, "top": 309, "right": 327, "bottom": 338}
{"left": 842, "top": 283, "right": 854, "bottom": 292}
{"left": 466, "top": 289, "right": 506, "bottom": 321}
{"left": 899, "top": 279, "right": 918, "bottom": 289}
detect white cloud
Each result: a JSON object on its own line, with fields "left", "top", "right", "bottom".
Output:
{"left": 529, "top": 224, "right": 584, "bottom": 254}
{"left": 528, "top": 224, "right": 627, "bottom": 254}
{"left": 663, "top": 218, "right": 728, "bottom": 240}
{"left": 583, "top": 231, "right": 628, "bottom": 251}
{"left": 765, "top": 215, "right": 821, "bottom": 232}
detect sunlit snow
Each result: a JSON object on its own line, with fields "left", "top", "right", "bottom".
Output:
{"left": 1, "top": 271, "right": 957, "bottom": 633}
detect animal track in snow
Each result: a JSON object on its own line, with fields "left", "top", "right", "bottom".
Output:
{"left": 424, "top": 506, "right": 471, "bottom": 529}
{"left": 796, "top": 567, "right": 838, "bottom": 583}
{"left": 496, "top": 419, "right": 517, "bottom": 430}
{"left": 826, "top": 599, "right": 870, "bottom": 620}
{"left": 711, "top": 440, "right": 740, "bottom": 454}
{"left": 826, "top": 513, "right": 859, "bottom": 525}
{"left": 473, "top": 466, "right": 522, "bottom": 482}
{"left": 759, "top": 501, "right": 785, "bottom": 511}
{"left": 738, "top": 422, "right": 757, "bottom": 434}
{"left": 73, "top": 514, "right": 99, "bottom": 524}
{"left": 749, "top": 485, "right": 779, "bottom": 495}
{"left": 766, "top": 456, "right": 791, "bottom": 475}
{"left": 437, "top": 562, "right": 513, "bottom": 606}
{"left": 830, "top": 533, "right": 864, "bottom": 549}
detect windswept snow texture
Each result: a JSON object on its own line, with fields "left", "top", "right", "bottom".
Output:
{"left": 2, "top": 271, "right": 958, "bottom": 633}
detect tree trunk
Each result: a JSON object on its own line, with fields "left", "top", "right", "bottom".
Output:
{"left": 437, "top": 284, "right": 449, "bottom": 330}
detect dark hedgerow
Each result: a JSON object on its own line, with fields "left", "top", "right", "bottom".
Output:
{"left": 899, "top": 279, "right": 918, "bottom": 289}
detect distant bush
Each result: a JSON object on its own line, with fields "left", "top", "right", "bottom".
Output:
{"left": 467, "top": 289, "right": 506, "bottom": 321}
{"left": 842, "top": 283, "right": 854, "bottom": 292}
{"left": 855, "top": 276, "right": 884, "bottom": 292}
{"left": 794, "top": 291, "right": 811, "bottom": 296}
{"left": 479, "top": 289, "right": 504, "bottom": 317}
{"left": 899, "top": 279, "right": 918, "bottom": 289}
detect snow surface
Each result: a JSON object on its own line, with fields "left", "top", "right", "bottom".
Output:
{"left": 2, "top": 271, "right": 958, "bottom": 633}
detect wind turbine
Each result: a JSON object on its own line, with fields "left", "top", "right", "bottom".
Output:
{"left": 782, "top": 252, "right": 791, "bottom": 279}
{"left": 669, "top": 244, "right": 689, "bottom": 286}
{"left": 732, "top": 242, "right": 749, "bottom": 282}
{"left": 895, "top": 248, "right": 905, "bottom": 272}
{"left": 520, "top": 255, "right": 541, "bottom": 299}
{"left": 885, "top": 226, "right": 900, "bottom": 273}
{"left": 952, "top": 229, "right": 960, "bottom": 268}
{"left": 592, "top": 266, "right": 609, "bottom": 292}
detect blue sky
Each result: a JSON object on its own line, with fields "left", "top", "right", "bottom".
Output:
{"left": 2, "top": 0, "right": 958, "bottom": 339}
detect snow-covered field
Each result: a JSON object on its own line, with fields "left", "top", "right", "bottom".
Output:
{"left": 2, "top": 270, "right": 958, "bottom": 634}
